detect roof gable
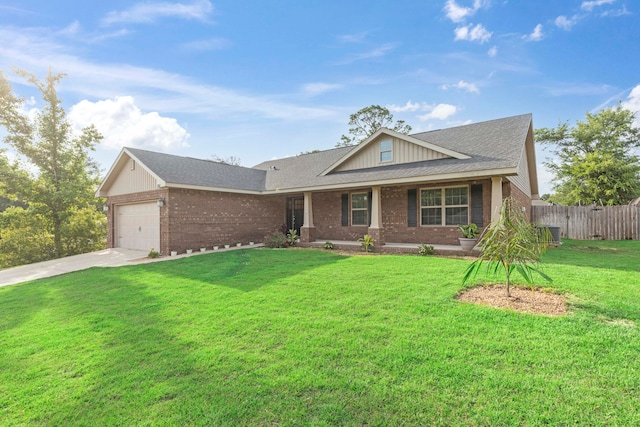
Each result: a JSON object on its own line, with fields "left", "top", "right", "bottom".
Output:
{"left": 97, "top": 148, "right": 267, "bottom": 197}
{"left": 320, "top": 127, "right": 470, "bottom": 176}
{"left": 96, "top": 149, "right": 165, "bottom": 197}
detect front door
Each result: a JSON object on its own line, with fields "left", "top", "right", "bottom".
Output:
{"left": 286, "top": 197, "right": 304, "bottom": 234}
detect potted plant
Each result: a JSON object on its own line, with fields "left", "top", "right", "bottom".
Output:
{"left": 213, "top": 244, "right": 219, "bottom": 250}
{"left": 186, "top": 247, "right": 193, "bottom": 254}
{"left": 458, "top": 223, "right": 480, "bottom": 251}
{"left": 200, "top": 245, "right": 206, "bottom": 252}
{"left": 249, "top": 241, "right": 255, "bottom": 246}
{"left": 236, "top": 241, "right": 242, "bottom": 247}
{"left": 170, "top": 250, "right": 177, "bottom": 256}
{"left": 224, "top": 243, "right": 230, "bottom": 249}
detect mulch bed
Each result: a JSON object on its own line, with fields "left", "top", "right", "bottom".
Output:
{"left": 457, "top": 284, "right": 567, "bottom": 316}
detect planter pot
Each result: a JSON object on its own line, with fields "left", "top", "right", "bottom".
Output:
{"left": 170, "top": 250, "right": 177, "bottom": 256}
{"left": 213, "top": 246, "right": 219, "bottom": 251}
{"left": 224, "top": 244, "right": 230, "bottom": 249}
{"left": 236, "top": 243, "right": 242, "bottom": 247}
{"left": 200, "top": 248, "right": 206, "bottom": 252}
{"left": 249, "top": 241, "right": 255, "bottom": 246}
{"left": 186, "top": 249, "right": 193, "bottom": 254}
{"left": 459, "top": 238, "right": 478, "bottom": 251}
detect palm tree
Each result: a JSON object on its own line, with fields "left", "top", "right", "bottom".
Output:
{"left": 463, "top": 197, "right": 553, "bottom": 297}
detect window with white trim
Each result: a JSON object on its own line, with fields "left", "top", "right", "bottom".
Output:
{"left": 420, "top": 186, "right": 469, "bottom": 226}
{"left": 351, "top": 193, "right": 369, "bottom": 226}
{"left": 379, "top": 139, "right": 392, "bottom": 162}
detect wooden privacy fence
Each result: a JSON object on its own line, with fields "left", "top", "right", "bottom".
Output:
{"left": 531, "top": 205, "right": 640, "bottom": 240}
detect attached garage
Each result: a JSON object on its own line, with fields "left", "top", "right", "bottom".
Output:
{"left": 116, "top": 202, "right": 160, "bottom": 251}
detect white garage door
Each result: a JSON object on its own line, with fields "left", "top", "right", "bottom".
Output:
{"left": 116, "top": 203, "right": 160, "bottom": 251}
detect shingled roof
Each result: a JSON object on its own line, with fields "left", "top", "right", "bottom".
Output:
{"left": 126, "top": 148, "right": 267, "bottom": 191}
{"left": 254, "top": 113, "right": 533, "bottom": 191}
{"left": 99, "top": 113, "right": 534, "bottom": 195}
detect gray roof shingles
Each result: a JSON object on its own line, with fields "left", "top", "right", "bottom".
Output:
{"left": 127, "top": 148, "right": 267, "bottom": 192}
{"left": 125, "top": 113, "right": 532, "bottom": 193}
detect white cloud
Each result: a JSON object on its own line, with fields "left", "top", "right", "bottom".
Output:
{"left": 488, "top": 46, "right": 498, "bottom": 57}
{"left": 102, "top": 0, "right": 213, "bottom": 26}
{"left": 69, "top": 96, "right": 190, "bottom": 151}
{"left": 419, "top": 104, "right": 458, "bottom": 120}
{"left": 601, "top": 5, "right": 630, "bottom": 16}
{"left": 442, "top": 80, "right": 479, "bottom": 94}
{"left": 443, "top": 0, "right": 485, "bottom": 23}
{"left": 622, "top": 85, "right": 640, "bottom": 127}
{"left": 337, "top": 31, "right": 369, "bottom": 43}
{"left": 59, "top": 20, "right": 80, "bottom": 36}
{"left": 302, "top": 82, "right": 343, "bottom": 96}
{"left": 181, "top": 37, "right": 232, "bottom": 52}
{"left": 335, "top": 43, "right": 398, "bottom": 64}
{"left": 387, "top": 100, "right": 424, "bottom": 112}
{"left": 454, "top": 23, "right": 492, "bottom": 43}
{"left": 523, "top": 24, "right": 544, "bottom": 41}
{"left": 581, "top": 0, "right": 615, "bottom": 11}
{"left": 0, "top": 27, "right": 335, "bottom": 121}
{"left": 555, "top": 15, "right": 577, "bottom": 30}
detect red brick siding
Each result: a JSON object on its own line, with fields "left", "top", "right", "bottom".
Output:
{"left": 107, "top": 189, "right": 286, "bottom": 255}
{"left": 312, "top": 180, "right": 492, "bottom": 245}
{"left": 312, "top": 191, "right": 370, "bottom": 241}
{"left": 166, "top": 189, "right": 286, "bottom": 254}
{"left": 503, "top": 181, "right": 532, "bottom": 221}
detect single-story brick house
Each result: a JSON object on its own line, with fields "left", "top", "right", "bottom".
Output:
{"left": 96, "top": 113, "right": 540, "bottom": 255}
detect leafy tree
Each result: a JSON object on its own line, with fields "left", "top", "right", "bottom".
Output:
{"left": 463, "top": 197, "right": 552, "bottom": 297}
{"left": 337, "top": 105, "right": 412, "bottom": 147}
{"left": 535, "top": 106, "right": 640, "bottom": 205}
{"left": 0, "top": 68, "right": 105, "bottom": 265}
{"left": 0, "top": 206, "right": 55, "bottom": 267}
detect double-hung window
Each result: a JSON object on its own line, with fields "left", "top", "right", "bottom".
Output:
{"left": 351, "top": 193, "right": 369, "bottom": 226}
{"left": 380, "top": 140, "right": 392, "bottom": 162}
{"left": 420, "top": 186, "right": 469, "bottom": 226}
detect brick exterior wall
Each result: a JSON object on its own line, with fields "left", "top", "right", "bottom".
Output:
{"left": 165, "top": 189, "right": 286, "bottom": 255}
{"left": 107, "top": 189, "right": 286, "bottom": 255}
{"left": 503, "top": 181, "right": 532, "bottom": 221}
{"left": 312, "top": 179, "right": 494, "bottom": 246}
{"left": 106, "top": 177, "right": 533, "bottom": 253}
{"left": 312, "top": 190, "right": 372, "bottom": 241}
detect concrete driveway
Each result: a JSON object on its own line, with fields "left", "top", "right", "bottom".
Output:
{"left": 0, "top": 248, "right": 149, "bottom": 288}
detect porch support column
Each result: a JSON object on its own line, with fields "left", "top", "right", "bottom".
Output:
{"left": 491, "top": 176, "right": 503, "bottom": 224}
{"left": 367, "top": 186, "right": 384, "bottom": 248}
{"left": 300, "top": 192, "right": 316, "bottom": 243}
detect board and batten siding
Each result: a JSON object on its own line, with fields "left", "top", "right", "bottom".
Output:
{"left": 335, "top": 136, "right": 450, "bottom": 172}
{"left": 507, "top": 146, "right": 532, "bottom": 198}
{"left": 106, "top": 158, "right": 159, "bottom": 197}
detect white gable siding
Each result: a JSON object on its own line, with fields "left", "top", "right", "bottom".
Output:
{"left": 106, "top": 158, "right": 159, "bottom": 196}
{"left": 335, "top": 136, "right": 450, "bottom": 172}
{"left": 507, "top": 147, "right": 532, "bottom": 197}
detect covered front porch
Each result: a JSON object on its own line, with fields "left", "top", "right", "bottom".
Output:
{"left": 295, "top": 178, "right": 504, "bottom": 249}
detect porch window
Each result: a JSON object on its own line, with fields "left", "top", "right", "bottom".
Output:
{"left": 351, "top": 193, "right": 369, "bottom": 226}
{"left": 380, "top": 139, "right": 392, "bottom": 162}
{"left": 420, "top": 186, "right": 469, "bottom": 226}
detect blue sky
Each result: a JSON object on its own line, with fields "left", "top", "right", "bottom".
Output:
{"left": 1, "top": 0, "right": 639, "bottom": 195}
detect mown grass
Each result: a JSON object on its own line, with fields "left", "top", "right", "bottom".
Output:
{"left": 1, "top": 241, "right": 639, "bottom": 426}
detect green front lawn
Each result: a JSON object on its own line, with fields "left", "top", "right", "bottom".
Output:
{"left": 1, "top": 241, "right": 639, "bottom": 426}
